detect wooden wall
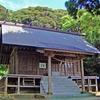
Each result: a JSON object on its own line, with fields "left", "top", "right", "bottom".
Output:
{"left": 17, "top": 49, "right": 39, "bottom": 75}
{"left": 9, "top": 48, "right": 81, "bottom": 76}
{"left": 51, "top": 58, "right": 81, "bottom": 76}
{"left": 9, "top": 48, "right": 17, "bottom": 74}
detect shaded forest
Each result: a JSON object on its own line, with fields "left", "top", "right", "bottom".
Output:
{"left": 0, "top": 3, "right": 100, "bottom": 76}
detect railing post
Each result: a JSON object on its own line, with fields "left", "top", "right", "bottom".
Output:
{"left": 17, "top": 76, "right": 20, "bottom": 94}
{"left": 88, "top": 77, "right": 91, "bottom": 92}
{"left": 4, "top": 76, "right": 8, "bottom": 96}
{"left": 95, "top": 77, "right": 98, "bottom": 92}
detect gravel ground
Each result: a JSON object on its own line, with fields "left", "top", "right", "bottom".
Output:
{"left": 0, "top": 97, "right": 100, "bottom": 100}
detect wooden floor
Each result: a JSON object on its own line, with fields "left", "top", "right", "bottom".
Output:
{"left": 0, "top": 74, "right": 99, "bottom": 97}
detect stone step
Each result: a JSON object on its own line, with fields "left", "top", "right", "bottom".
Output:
{"left": 41, "top": 76, "right": 81, "bottom": 95}
{"left": 42, "top": 77, "right": 72, "bottom": 79}
{"left": 44, "top": 90, "right": 81, "bottom": 94}
{"left": 43, "top": 87, "right": 81, "bottom": 93}
{"left": 42, "top": 80, "right": 74, "bottom": 83}
{"left": 41, "top": 80, "right": 76, "bottom": 83}
{"left": 42, "top": 77, "right": 71, "bottom": 80}
{"left": 52, "top": 92, "right": 81, "bottom": 95}
{"left": 41, "top": 84, "right": 79, "bottom": 89}
{"left": 43, "top": 86, "right": 80, "bottom": 90}
{"left": 42, "top": 83, "right": 77, "bottom": 87}
{"left": 44, "top": 89, "right": 81, "bottom": 93}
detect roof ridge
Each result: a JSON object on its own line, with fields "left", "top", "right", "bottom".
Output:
{"left": 0, "top": 21, "right": 83, "bottom": 36}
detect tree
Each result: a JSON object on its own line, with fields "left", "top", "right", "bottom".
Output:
{"left": 0, "top": 4, "right": 68, "bottom": 29}
{"left": 11, "top": 6, "right": 67, "bottom": 28}
{"left": 0, "top": 4, "right": 7, "bottom": 21}
{"left": 65, "top": 0, "right": 100, "bottom": 18}
{"left": 84, "top": 39, "right": 100, "bottom": 76}
{"left": 0, "top": 5, "right": 13, "bottom": 21}
{"left": 62, "top": 9, "right": 100, "bottom": 43}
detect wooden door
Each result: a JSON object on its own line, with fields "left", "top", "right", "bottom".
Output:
{"left": 52, "top": 63, "right": 65, "bottom": 76}
{"left": 18, "top": 54, "right": 38, "bottom": 75}
{"left": 27, "top": 54, "right": 38, "bottom": 75}
{"left": 19, "top": 54, "right": 28, "bottom": 74}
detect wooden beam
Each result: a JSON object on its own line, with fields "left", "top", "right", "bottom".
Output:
{"left": 53, "top": 53, "right": 77, "bottom": 57}
{"left": 44, "top": 51, "right": 54, "bottom": 57}
{"left": 45, "top": 48, "right": 94, "bottom": 55}
{"left": 80, "top": 59, "right": 85, "bottom": 93}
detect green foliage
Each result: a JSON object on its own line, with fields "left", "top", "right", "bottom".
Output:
{"left": 65, "top": 0, "right": 78, "bottom": 19}
{"left": 0, "top": 4, "right": 6, "bottom": 20}
{"left": 0, "top": 64, "right": 8, "bottom": 76}
{"left": 0, "top": 5, "right": 67, "bottom": 28}
{"left": 11, "top": 6, "right": 67, "bottom": 28}
{"left": 62, "top": 15, "right": 77, "bottom": 31}
{"left": 62, "top": 9, "right": 100, "bottom": 43}
{"left": 0, "top": 5, "right": 13, "bottom": 21}
{"left": 65, "top": 0, "right": 100, "bottom": 18}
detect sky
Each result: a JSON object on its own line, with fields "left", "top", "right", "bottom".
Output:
{"left": 0, "top": 0, "right": 67, "bottom": 11}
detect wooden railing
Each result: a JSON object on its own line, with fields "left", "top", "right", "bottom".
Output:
{"left": 3, "top": 74, "right": 42, "bottom": 95}
{"left": 71, "top": 76, "right": 99, "bottom": 92}
{"left": 0, "top": 77, "right": 5, "bottom": 94}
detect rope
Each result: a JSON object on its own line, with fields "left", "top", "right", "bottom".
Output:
{"left": 52, "top": 56, "right": 80, "bottom": 63}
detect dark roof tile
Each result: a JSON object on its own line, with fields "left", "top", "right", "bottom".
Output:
{"left": 1, "top": 23, "right": 100, "bottom": 54}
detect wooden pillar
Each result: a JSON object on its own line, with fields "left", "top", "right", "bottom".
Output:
{"left": 80, "top": 59, "right": 85, "bottom": 93}
{"left": 48, "top": 55, "right": 52, "bottom": 94}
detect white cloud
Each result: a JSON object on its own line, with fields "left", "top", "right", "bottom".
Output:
{"left": 0, "top": 0, "right": 39, "bottom": 11}
{"left": 7, "top": 1, "right": 21, "bottom": 10}
{"left": 21, "top": 0, "right": 38, "bottom": 8}
{"left": 0, "top": 0, "right": 4, "bottom": 3}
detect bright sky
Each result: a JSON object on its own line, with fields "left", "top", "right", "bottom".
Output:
{"left": 0, "top": 0, "right": 67, "bottom": 11}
